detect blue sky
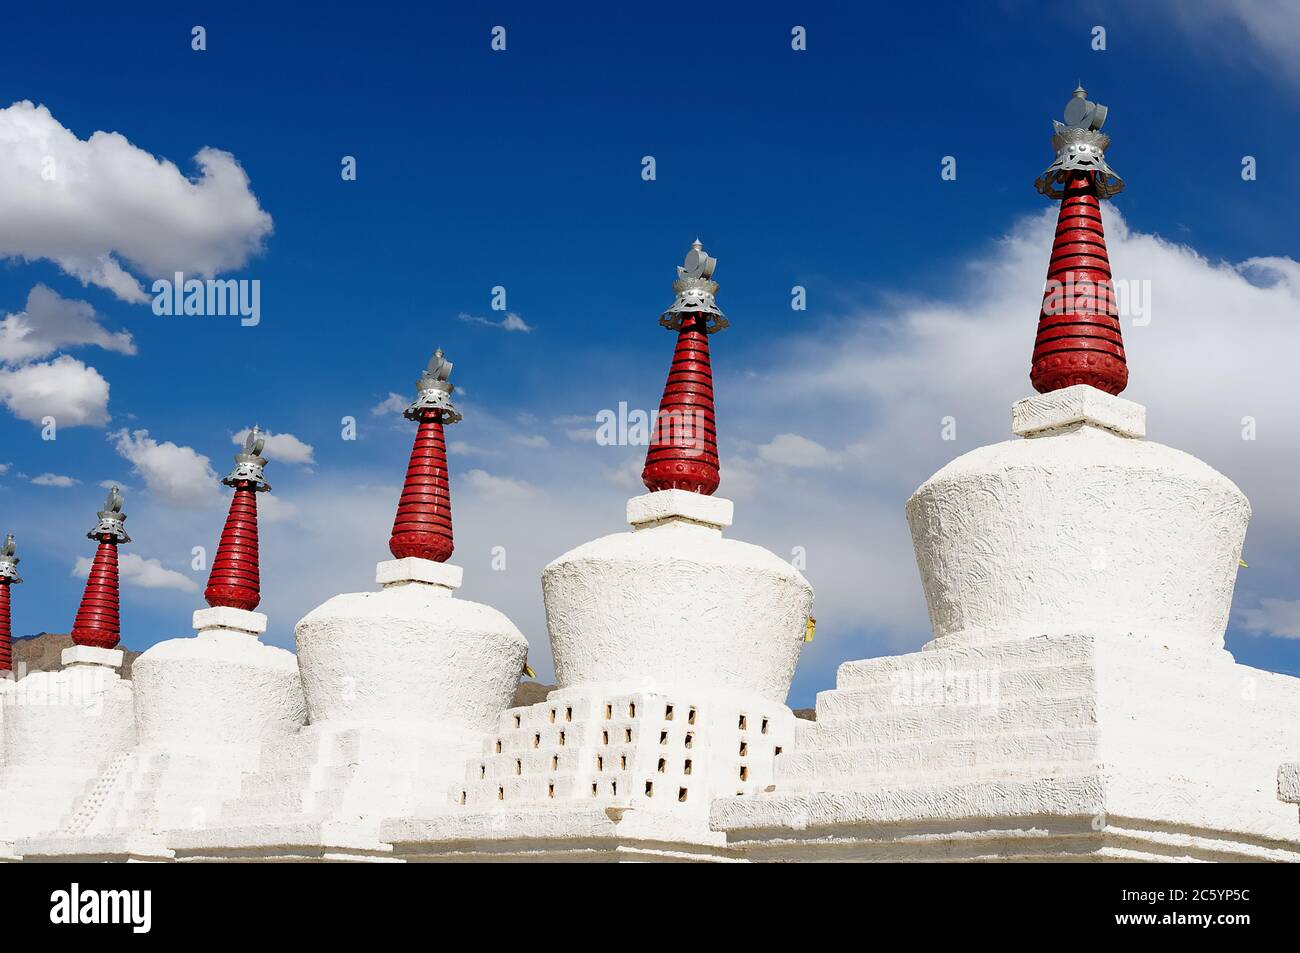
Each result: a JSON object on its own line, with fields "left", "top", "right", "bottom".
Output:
{"left": 1, "top": 1, "right": 1299, "bottom": 705}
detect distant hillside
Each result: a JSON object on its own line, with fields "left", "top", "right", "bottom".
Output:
{"left": 10, "top": 632, "right": 141, "bottom": 679}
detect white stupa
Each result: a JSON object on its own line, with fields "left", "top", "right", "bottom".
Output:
{"left": 170, "top": 350, "right": 529, "bottom": 861}
{"left": 19, "top": 433, "right": 306, "bottom": 862}
{"left": 0, "top": 493, "right": 139, "bottom": 861}
{"left": 712, "top": 89, "right": 1300, "bottom": 862}
{"left": 382, "top": 242, "right": 816, "bottom": 861}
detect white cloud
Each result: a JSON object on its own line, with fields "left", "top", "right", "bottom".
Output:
{"left": 109, "top": 428, "right": 221, "bottom": 508}
{"left": 461, "top": 468, "right": 537, "bottom": 500}
{"left": 0, "top": 100, "right": 272, "bottom": 303}
{"left": 370, "top": 392, "right": 408, "bottom": 415}
{"left": 512, "top": 434, "right": 550, "bottom": 449}
{"left": 98, "top": 478, "right": 130, "bottom": 490}
{"left": 1162, "top": 0, "right": 1300, "bottom": 91}
{"left": 0, "top": 354, "right": 109, "bottom": 426}
{"left": 30, "top": 473, "right": 77, "bottom": 487}
{"left": 232, "top": 427, "right": 314, "bottom": 466}
{"left": 756, "top": 433, "right": 840, "bottom": 469}
{"left": 458, "top": 311, "right": 534, "bottom": 332}
{"left": 0, "top": 284, "right": 135, "bottom": 364}
{"left": 72, "top": 551, "right": 198, "bottom": 592}
{"left": 1238, "top": 598, "right": 1300, "bottom": 639}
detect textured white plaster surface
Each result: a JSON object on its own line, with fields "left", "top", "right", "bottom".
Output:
{"left": 908, "top": 399, "right": 1248, "bottom": 652}
{"left": 0, "top": 664, "right": 136, "bottom": 850}
{"left": 61, "top": 645, "right": 124, "bottom": 668}
{"left": 1011, "top": 383, "right": 1146, "bottom": 438}
{"left": 193, "top": 606, "right": 267, "bottom": 635}
{"left": 296, "top": 569, "right": 526, "bottom": 731}
{"left": 544, "top": 497, "right": 813, "bottom": 703}
{"left": 133, "top": 630, "right": 305, "bottom": 753}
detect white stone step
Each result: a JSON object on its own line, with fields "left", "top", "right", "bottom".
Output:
{"left": 816, "top": 662, "right": 1095, "bottom": 721}
{"left": 777, "top": 726, "right": 1099, "bottom": 785}
{"left": 833, "top": 635, "right": 1089, "bottom": 690}
{"left": 798, "top": 693, "right": 1097, "bottom": 748}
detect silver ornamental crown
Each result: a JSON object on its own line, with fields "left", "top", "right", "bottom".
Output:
{"left": 1034, "top": 84, "right": 1124, "bottom": 200}
{"left": 224, "top": 426, "right": 272, "bottom": 491}
{"left": 88, "top": 486, "right": 131, "bottom": 543}
{"left": 405, "top": 348, "right": 462, "bottom": 423}
{"left": 0, "top": 533, "right": 21, "bottom": 584}
{"left": 661, "top": 239, "right": 728, "bottom": 334}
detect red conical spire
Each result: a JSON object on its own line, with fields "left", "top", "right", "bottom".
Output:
{"left": 1030, "top": 85, "right": 1127, "bottom": 396}
{"left": 205, "top": 427, "right": 271, "bottom": 611}
{"left": 642, "top": 240, "right": 727, "bottom": 495}
{"left": 0, "top": 533, "right": 20, "bottom": 673}
{"left": 71, "top": 487, "right": 128, "bottom": 650}
{"left": 389, "top": 349, "right": 460, "bottom": 562}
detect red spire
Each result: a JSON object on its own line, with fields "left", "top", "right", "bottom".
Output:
{"left": 1030, "top": 85, "right": 1127, "bottom": 396}
{"left": 1030, "top": 173, "right": 1127, "bottom": 395}
{"left": 205, "top": 428, "right": 271, "bottom": 611}
{"left": 389, "top": 349, "right": 460, "bottom": 562}
{"left": 71, "top": 542, "right": 122, "bottom": 649}
{"left": 71, "top": 488, "right": 129, "bottom": 650}
{"left": 642, "top": 240, "right": 727, "bottom": 495}
{"left": 0, "top": 581, "right": 12, "bottom": 672}
{"left": 0, "top": 534, "right": 18, "bottom": 672}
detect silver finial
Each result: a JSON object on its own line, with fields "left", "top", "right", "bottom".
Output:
{"left": 224, "top": 425, "right": 272, "bottom": 491}
{"left": 0, "top": 533, "right": 21, "bottom": 583}
{"left": 660, "top": 240, "right": 728, "bottom": 334}
{"left": 88, "top": 486, "right": 130, "bottom": 543}
{"left": 404, "top": 347, "right": 463, "bottom": 423}
{"left": 1034, "top": 84, "right": 1123, "bottom": 200}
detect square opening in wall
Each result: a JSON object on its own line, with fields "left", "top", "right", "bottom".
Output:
{"left": 739, "top": 741, "right": 748, "bottom": 756}
{"left": 513, "top": 714, "right": 521, "bottom": 728}
{"left": 605, "top": 704, "right": 613, "bottom": 719}
{"left": 684, "top": 759, "right": 692, "bottom": 775}
{"left": 685, "top": 733, "right": 694, "bottom": 749}
{"left": 566, "top": 706, "right": 573, "bottom": 722}
{"left": 678, "top": 787, "right": 688, "bottom": 802}
{"left": 657, "top": 757, "right": 666, "bottom": 773}
{"left": 659, "top": 730, "right": 668, "bottom": 745}
{"left": 620, "top": 755, "right": 627, "bottom": 770}
{"left": 550, "top": 708, "right": 557, "bottom": 723}
{"left": 738, "top": 714, "right": 748, "bottom": 730}
{"left": 551, "top": 754, "right": 559, "bottom": 770}
{"left": 645, "top": 780, "right": 654, "bottom": 796}
{"left": 515, "top": 760, "right": 522, "bottom": 775}
{"left": 688, "top": 706, "right": 697, "bottom": 725}
{"left": 533, "top": 733, "right": 541, "bottom": 748}
{"left": 624, "top": 728, "right": 632, "bottom": 742}
{"left": 740, "top": 766, "right": 749, "bottom": 781}
{"left": 761, "top": 717, "right": 769, "bottom": 735}
{"left": 665, "top": 704, "right": 674, "bottom": 721}
{"left": 495, "top": 740, "right": 502, "bottom": 753}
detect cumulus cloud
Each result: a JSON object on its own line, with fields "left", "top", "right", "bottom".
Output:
{"left": 30, "top": 473, "right": 77, "bottom": 487}
{"left": 0, "top": 284, "right": 134, "bottom": 364}
{"left": 0, "top": 100, "right": 272, "bottom": 303}
{"left": 370, "top": 392, "right": 408, "bottom": 415}
{"left": 461, "top": 468, "right": 537, "bottom": 500}
{"left": 458, "top": 311, "right": 533, "bottom": 332}
{"left": 1239, "top": 598, "right": 1300, "bottom": 640}
{"left": 0, "top": 354, "right": 110, "bottom": 426}
{"left": 72, "top": 551, "right": 198, "bottom": 592}
{"left": 511, "top": 434, "right": 550, "bottom": 449}
{"left": 109, "top": 428, "right": 221, "bottom": 507}
{"left": 756, "top": 433, "right": 841, "bottom": 469}
{"left": 232, "top": 427, "right": 314, "bottom": 466}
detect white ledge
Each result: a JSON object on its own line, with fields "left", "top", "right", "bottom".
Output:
{"left": 61, "top": 645, "right": 124, "bottom": 669}
{"left": 376, "top": 558, "right": 462, "bottom": 590}
{"left": 627, "top": 490, "right": 733, "bottom": 530}
{"left": 1012, "top": 385, "right": 1146, "bottom": 439}
{"left": 193, "top": 606, "right": 267, "bottom": 637}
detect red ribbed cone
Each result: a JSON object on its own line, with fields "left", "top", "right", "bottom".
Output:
{"left": 642, "top": 316, "right": 720, "bottom": 494}
{"left": 389, "top": 414, "right": 454, "bottom": 561}
{"left": 0, "top": 581, "right": 11, "bottom": 672}
{"left": 205, "top": 484, "right": 262, "bottom": 611}
{"left": 71, "top": 541, "right": 121, "bottom": 649}
{"left": 1030, "top": 173, "right": 1128, "bottom": 395}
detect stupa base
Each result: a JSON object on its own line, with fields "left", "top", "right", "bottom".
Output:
{"left": 712, "top": 632, "right": 1300, "bottom": 862}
